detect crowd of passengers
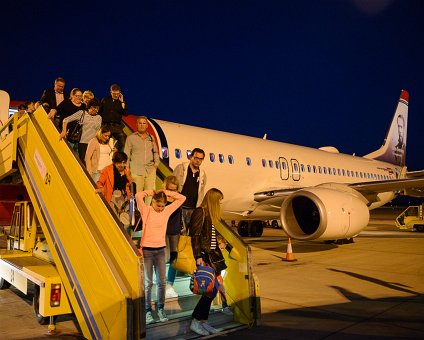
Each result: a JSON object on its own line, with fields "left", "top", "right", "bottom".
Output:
{"left": 13, "top": 77, "right": 232, "bottom": 336}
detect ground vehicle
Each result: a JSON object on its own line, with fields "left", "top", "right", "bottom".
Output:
{"left": 395, "top": 205, "right": 424, "bottom": 232}
{"left": 0, "top": 201, "right": 72, "bottom": 329}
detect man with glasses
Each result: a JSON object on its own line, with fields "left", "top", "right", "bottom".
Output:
{"left": 173, "top": 148, "right": 207, "bottom": 233}
{"left": 99, "top": 84, "right": 128, "bottom": 151}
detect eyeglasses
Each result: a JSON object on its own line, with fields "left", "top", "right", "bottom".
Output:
{"left": 193, "top": 156, "right": 204, "bottom": 161}
{"left": 111, "top": 91, "right": 121, "bottom": 95}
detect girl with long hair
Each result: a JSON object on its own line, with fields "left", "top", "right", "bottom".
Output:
{"left": 189, "top": 188, "right": 228, "bottom": 335}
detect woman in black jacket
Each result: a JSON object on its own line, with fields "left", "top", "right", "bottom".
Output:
{"left": 189, "top": 188, "right": 225, "bottom": 336}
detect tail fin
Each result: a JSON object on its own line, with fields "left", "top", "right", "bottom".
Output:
{"left": 364, "top": 90, "right": 409, "bottom": 166}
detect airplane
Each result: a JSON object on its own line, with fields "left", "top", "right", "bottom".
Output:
{"left": 2, "top": 89, "right": 424, "bottom": 242}
{"left": 130, "top": 89, "right": 424, "bottom": 241}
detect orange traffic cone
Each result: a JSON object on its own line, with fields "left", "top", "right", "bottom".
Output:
{"left": 283, "top": 238, "right": 297, "bottom": 262}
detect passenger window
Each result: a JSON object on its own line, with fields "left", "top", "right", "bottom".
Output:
{"left": 161, "top": 147, "right": 169, "bottom": 159}
{"left": 219, "top": 154, "right": 225, "bottom": 163}
{"left": 175, "top": 149, "right": 182, "bottom": 159}
{"left": 323, "top": 167, "right": 327, "bottom": 174}
{"left": 262, "top": 159, "right": 267, "bottom": 167}
{"left": 269, "top": 160, "right": 274, "bottom": 168}
{"left": 186, "top": 150, "right": 192, "bottom": 159}
{"left": 293, "top": 163, "right": 298, "bottom": 172}
{"left": 338, "top": 169, "right": 341, "bottom": 176}
{"left": 276, "top": 161, "right": 280, "bottom": 169}
{"left": 210, "top": 153, "right": 215, "bottom": 162}
{"left": 342, "top": 169, "right": 345, "bottom": 176}
{"left": 246, "top": 157, "right": 251, "bottom": 166}
{"left": 307, "top": 165, "right": 311, "bottom": 173}
{"left": 313, "top": 165, "right": 316, "bottom": 173}
{"left": 282, "top": 162, "right": 287, "bottom": 170}
{"left": 333, "top": 168, "right": 336, "bottom": 175}
{"left": 347, "top": 170, "right": 350, "bottom": 177}
{"left": 318, "top": 166, "right": 322, "bottom": 174}
{"left": 228, "top": 155, "right": 234, "bottom": 164}
{"left": 300, "top": 164, "right": 304, "bottom": 172}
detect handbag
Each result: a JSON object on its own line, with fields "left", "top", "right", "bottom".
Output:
{"left": 189, "top": 265, "right": 220, "bottom": 298}
{"left": 208, "top": 248, "right": 227, "bottom": 272}
{"left": 172, "top": 235, "right": 196, "bottom": 274}
{"left": 172, "top": 207, "right": 205, "bottom": 274}
{"left": 67, "top": 111, "right": 85, "bottom": 143}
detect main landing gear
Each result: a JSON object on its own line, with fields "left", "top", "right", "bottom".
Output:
{"left": 237, "top": 220, "right": 264, "bottom": 237}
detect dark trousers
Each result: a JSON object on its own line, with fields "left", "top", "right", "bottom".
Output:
{"left": 78, "top": 143, "right": 88, "bottom": 166}
{"left": 192, "top": 295, "right": 213, "bottom": 321}
{"left": 106, "top": 122, "right": 126, "bottom": 152}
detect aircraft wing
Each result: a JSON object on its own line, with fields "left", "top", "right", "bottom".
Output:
{"left": 254, "top": 177, "right": 424, "bottom": 207}
{"left": 254, "top": 187, "right": 302, "bottom": 204}
{"left": 406, "top": 170, "right": 424, "bottom": 178}
{"left": 349, "top": 177, "right": 424, "bottom": 193}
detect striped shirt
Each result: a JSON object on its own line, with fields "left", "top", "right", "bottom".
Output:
{"left": 63, "top": 110, "right": 102, "bottom": 144}
{"left": 210, "top": 225, "right": 217, "bottom": 249}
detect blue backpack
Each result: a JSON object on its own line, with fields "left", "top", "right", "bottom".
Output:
{"left": 190, "top": 265, "right": 220, "bottom": 298}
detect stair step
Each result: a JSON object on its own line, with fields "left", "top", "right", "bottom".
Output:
{"left": 146, "top": 308, "right": 245, "bottom": 339}
{"left": 146, "top": 266, "right": 245, "bottom": 338}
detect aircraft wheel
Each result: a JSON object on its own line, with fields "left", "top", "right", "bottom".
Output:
{"left": 249, "top": 221, "right": 264, "bottom": 237}
{"left": 415, "top": 225, "right": 424, "bottom": 232}
{"left": 271, "top": 220, "right": 279, "bottom": 229}
{"left": 33, "top": 285, "right": 48, "bottom": 325}
{"left": 237, "top": 221, "right": 249, "bottom": 237}
{"left": 0, "top": 277, "right": 11, "bottom": 289}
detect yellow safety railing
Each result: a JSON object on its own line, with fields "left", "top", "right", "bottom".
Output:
{"left": 4, "top": 108, "right": 144, "bottom": 339}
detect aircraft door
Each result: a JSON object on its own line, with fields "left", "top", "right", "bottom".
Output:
{"left": 279, "top": 157, "right": 289, "bottom": 180}
{"left": 291, "top": 159, "right": 300, "bottom": 181}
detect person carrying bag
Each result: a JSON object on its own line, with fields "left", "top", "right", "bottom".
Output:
{"left": 188, "top": 188, "right": 228, "bottom": 336}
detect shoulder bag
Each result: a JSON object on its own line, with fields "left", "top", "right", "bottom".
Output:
{"left": 171, "top": 234, "right": 196, "bottom": 274}
{"left": 171, "top": 208, "right": 205, "bottom": 274}
{"left": 67, "top": 111, "right": 85, "bottom": 143}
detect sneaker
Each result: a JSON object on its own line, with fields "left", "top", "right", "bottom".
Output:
{"left": 222, "top": 306, "right": 234, "bottom": 316}
{"left": 165, "top": 286, "right": 179, "bottom": 298}
{"left": 201, "top": 321, "right": 219, "bottom": 334}
{"left": 158, "top": 308, "right": 168, "bottom": 322}
{"left": 190, "top": 318, "right": 209, "bottom": 336}
{"left": 145, "top": 311, "right": 154, "bottom": 324}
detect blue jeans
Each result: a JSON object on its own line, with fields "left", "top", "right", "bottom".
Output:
{"left": 92, "top": 171, "right": 100, "bottom": 183}
{"left": 143, "top": 247, "right": 166, "bottom": 311}
{"left": 167, "top": 234, "right": 179, "bottom": 285}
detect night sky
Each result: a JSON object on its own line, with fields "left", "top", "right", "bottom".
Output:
{"left": 2, "top": 1, "right": 424, "bottom": 169}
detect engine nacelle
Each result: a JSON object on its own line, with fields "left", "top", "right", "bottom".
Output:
{"left": 280, "top": 186, "right": 370, "bottom": 241}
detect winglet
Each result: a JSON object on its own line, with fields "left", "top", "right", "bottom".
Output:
{"left": 364, "top": 90, "right": 409, "bottom": 166}
{"left": 400, "top": 89, "right": 409, "bottom": 102}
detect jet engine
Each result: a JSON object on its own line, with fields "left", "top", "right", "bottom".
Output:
{"left": 280, "top": 186, "right": 370, "bottom": 241}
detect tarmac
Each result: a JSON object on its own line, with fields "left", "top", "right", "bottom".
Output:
{"left": 1, "top": 208, "right": 424, "bottom": 339}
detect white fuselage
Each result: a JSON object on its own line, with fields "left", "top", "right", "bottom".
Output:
{"left": 151, "top": 119, "right": 399, "bottom": 220}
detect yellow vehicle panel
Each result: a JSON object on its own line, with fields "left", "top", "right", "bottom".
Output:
{"left": 1, "top": 108, "right": 144, "bottom": 339}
